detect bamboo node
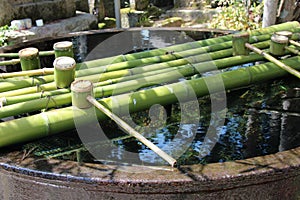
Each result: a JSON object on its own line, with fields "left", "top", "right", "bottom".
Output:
{"left": 165, "top": 51, "right": 175, "bottom": 55}
{"left": 101, "top": 87, "right": 104, "bottom": 97}
{"left": 40, "top": 90, "right": 45, "bottom": 98}
{"left": 252, "top": 36, "right": 259, "bottom": 42}
{"left": 42, "top": 68, "right": 48, "bottom": 75}
{"left": 128, "top": 69, "right": 134, "bottom": 76}
{"left": 189, "top": 63, "right": 197, "bottom": 74}
{"left": 36, "top": 83, "right": 41, "bottom": 92}
{"left": 121, "top": 54, "right": 127, "bottom": 61}
{"left": 155, "top": 55, "right": 162, "bottom": 62}
{"left": 245, "top": 67, "right": 254, "bottom": 84}
{"left": 40, "top": 112, "right": 50, "bottom": 135}
{"left": 45, "top": 95, "right": 58, "bottom": 110}
{"left": 31, "top": 77, "right": 35, "bottom": 86}
{"left": 0, "top": 97, "right": 6, "bottom": 108}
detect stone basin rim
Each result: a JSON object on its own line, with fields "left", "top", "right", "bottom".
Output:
{"left": 0, "top": 146, "right": 299, "bottom": 193}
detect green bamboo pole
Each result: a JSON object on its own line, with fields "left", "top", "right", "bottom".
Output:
{"left": 1, "top": 55, "right": 300, "bottom": 147}
{"left": 0, "top": 38, "right": 245, "bottom": 89}
{"left": 71, "top": 80, "right": 94, "bottom": 109}
{"left": 0, "top": 50, "right": 55, "bottom": 58}
{"left": 289, "top": 39, "right": 300, "bottom": 48}
{"left": 0, "top": 75, "right": 54, "bottom": 93}
{"left": 0, "top": 23, "right": 299, "bottom": 97}
{"left": 285, "top": 46, "right": 300, "bottom": 55}
{"left": 0, "top": 38, "right": 271, "bottom": 95}
{"left": 2, "top": 88, "right": 70, "bottom": 105}
{"left": 75, "top": 39, "right": 272, "bottom": 78}
{"left": 75, "top": 33, "right": 277, "bottom": 74}
{"left": 0, "top": 68, "right": 54, "bottom": 79}
{"left": 246, "top": 43, "right": 300, "bottom": 79}
{"left": 0, "top": 59, "right": 20, "bottom": 66}
{"left": 54, "top": 57, "right": 76, "bottom": 88}
{"left": 0, "top": 52, "right": 265, "bottom": 107}
{"left": 0, "top": 82, "right": 57, "bottom": 98}
{"left": 53, "top": 41, "right": 74, "bottom": 58}
{"left": 18, "top": 48, "right": 41, "bottom": 71}
{"left": 269, "top": 34, "right": 289, "bottom": 56}
{"left": 232, "top": 33, "right": 250, "bottom": 56}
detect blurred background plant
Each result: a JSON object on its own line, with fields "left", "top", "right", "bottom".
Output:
{"left": 209, "top": 0, "right": 263, "bottom": 30}
{"left": 0, "top": 25, "right": 16, "bottom": 47}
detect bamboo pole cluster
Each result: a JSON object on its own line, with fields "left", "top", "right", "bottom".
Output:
{"left": 0, "top": 21, "right": 300, "bottom": 149}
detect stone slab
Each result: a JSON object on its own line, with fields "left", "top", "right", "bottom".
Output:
{"left": 166, "top": 8, "right": 218, "bottom": 22}
{"left": 0, "top": 0, "right": 76, "bottom": 26}
{"left": 6, "top": 11, "right": 97, "bottom": 45}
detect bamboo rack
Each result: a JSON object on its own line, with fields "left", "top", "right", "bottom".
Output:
{"left": 0, "top": 21, "right": 300, "bottom": 149}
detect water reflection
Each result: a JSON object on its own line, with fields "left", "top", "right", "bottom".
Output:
{"left": 71, "top": 30, "right": 195, "bottom": 62}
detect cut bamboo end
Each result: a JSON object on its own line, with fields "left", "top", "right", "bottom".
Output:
{"left": 53, "top": 41, "right": 74, "bottom": 58}
{"left": 275, "top": 31, "right": 293, "bottom": 39}
{"left": 232, "top": 33, "right": 250, "bottom": 56}
{"left": 54, "top": 56, "right": 76, "bottom": 88}
{"left": 71, "top": 80, "right": 94, "bottom": 109}
{"left": 270, "top": 34, "right": 289, "bottom": 56}
{"left": 18, "top": 47, "right": 41, "bottom": 71}
{"left": 18, "top": 47, "right": 39, "bottom": 58}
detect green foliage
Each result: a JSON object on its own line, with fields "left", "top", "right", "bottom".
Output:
{"left": 209, "top": 2, "right": 263, "bottom": 31}
{"left": 0, "top": 25, "right": 16, "bottom": 47}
